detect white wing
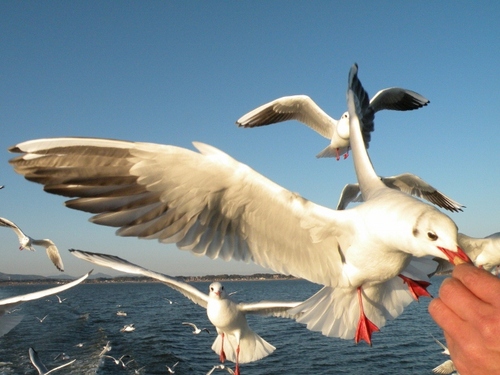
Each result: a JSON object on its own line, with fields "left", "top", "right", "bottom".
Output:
{"left": 432, "top": 359, "right": 456, "bottom": 374}
{"left": 238, "top": 300, "right": 302, "bottom": 319}
{"left": 10, "top": 138, "right": 348, "bottom": 287}
{"left": 0, "top": 271, "right": 91, "bottom": 316}
{"left": 236, "top": 95, "right": 335, "bottom": 139}
{"left": 0, "top": 217, "right": 27, "bottom": 244}
{"left": 369, "top": 87, "right": 429, "bottom": 112}
{"left": 31, "top": 239, "right": 64, "bottom": 272}
{"left": 70, "top": 249, "right": 209, "bottom": 308}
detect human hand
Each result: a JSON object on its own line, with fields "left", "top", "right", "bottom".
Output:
{"left": 429, "top": 263, "right": 500, "bottom": 375}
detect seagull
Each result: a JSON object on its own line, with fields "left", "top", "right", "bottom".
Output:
{"left": 182, "top": 321, "right": 210, "bottom": 334}
{"left": 0, "top": 217, "right": 64, "bottom": 272}
{"left": 35, "top": 314, "right": 48, "bottom": 323}
{"left": 120, "top": 323, "right": 136, "bottom": 332}
{"left": 431, "top": 232, "right": 500, "bottom": 276}
{"left": 29, "top": 347, "right": 76, "bottom": 375}
{"left": 236, "top": 88, "right": 429, "bottom": 160}
{"left": 430, "top": 335, "right": 459, "bottom": 375}
{"left": 0, "top": 271, "right": 91, "bottom": 337}
{"left": 55, "top": 295, "right": 67, "bottom": 303}
{"left": 70, "top": 249, "right": 301, "bottom": 375}
{"left": 8, "top": 64, "right": 469, "bottom": 346}
{"left": 116, "top": 310, "right": 127, "bottom": 316}
{"left": 207, "top": 364, "right": 235, "bottom": 375}
{"left": 335, "top": 173, "right": 464, "bottom": 212}
{"left": 166, "top": 361, "right": 179, "bottom": 373}
{"left": 99, "top": 341, "right": 112, "bottom": 357}
{"left": 102, "top": 354, "right": 131, "bottom": 368}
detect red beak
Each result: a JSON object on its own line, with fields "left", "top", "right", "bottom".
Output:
{"left": 438, "top": 246, "right": 472, "bottom": 265}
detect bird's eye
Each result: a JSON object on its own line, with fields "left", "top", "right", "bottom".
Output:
{"left": 427, "top": 232, "right": 438, "bottom": 241}
{"left": 210, "top": 287, "right": 213, "bottom": 291}
{"left": 221, "top": 286, "right": 224, "bottom": 290}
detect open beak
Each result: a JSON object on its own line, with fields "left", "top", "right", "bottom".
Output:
{"left": 438, "top": 246, "right": 472, "bottom": 265}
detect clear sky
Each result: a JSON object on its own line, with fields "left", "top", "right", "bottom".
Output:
{"left": 1, "top": 1, "right": 499, "bottom": 277}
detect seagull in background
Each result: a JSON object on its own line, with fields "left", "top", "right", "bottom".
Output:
{"left": 35, "top": 315, "right": 48, "bottom": 323}
{"left": 0, "top": 271, "right": 91, "bottom": 337}
{"left": 207, "top": 364, "right": 235, "bottom": 374}
{"left": 99, "top": 341, "right": 112, "bottom": 357}
{"left": 335, "top": 173, "right": 464, "bottom": 213}
{"left": 182, "top": 321, "right": 210, "bottom": 334}
{"left": 70, "top": 249, "right": 301, "bottom": 375}
{"left": 430, "top": 335, "right": 459, "bottom": 374}
{"left": 120, "top": 323, "right": 136, "bottom": 332}
{"left": 102, "top": 354, "right": 131, "bottom": 368}
{"left": 29, "top": 347, "right": 76, "bottom": 374}
{"left": 0, "top": 217, "right": 64, "bottom": 272}
{"left": 166, "top": 361, "right": 179, "bottom": 373}
{"left": 236, "top": 87, "right": 429, "bottom": 160}
{"left": 55, "top": 295, "right": 67, "bottom": 304}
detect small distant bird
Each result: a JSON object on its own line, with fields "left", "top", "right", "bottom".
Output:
{"left": 207, "top": 364, "right": 235, "bottom": 375}
{"left": 166, "top": 361, "right": 179, "bottom": 374}
{"left": 99, "top": 341, "right": 112, "bottom": 357}
{"left": 116, "top": 310, "right": 127, "bottom": 316}
{"left": 0, "top": 271, "right": 91, "bottom": 337}
{"left": 0, "top": 217, "right": 64, "bottom": 272}
{"left": 55, "top": 295, "right": 67, "bottom": 304}
{"left": 102, "top": 354, "right": 131, "bottom": 368}
{"left": 164, "top": 297, "right": 175, "bottom": 304}
{"left": 236, "top": 88, "right": 429, "bottom": 160}
{"left": 28, "top": 347, "right": 76, "bottom": 374}
{"left": 35, "top": 315, "right": 48, "bottom": 323}
{"left": 120, "top": 323, "right": 135, "bottom": 332}
{"left": 430, "top": 335, "right": 457, "bottom": 375}
{"left": 75, "top": 343, "right": 84, "bottom": 348}
{"left": 0, "top": 185, "right": 4, "bottom": 189}
{"left": 53, "top": 352, "right": 70, "bottom": 361}
{"left": 182, "top": 322, "right": 210, "bottom": 334}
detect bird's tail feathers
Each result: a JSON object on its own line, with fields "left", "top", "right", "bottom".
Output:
{"left": 289, "top": 278, "right": 414, "bottom": 340}
{"left": 211, "top": 331, "right": 275, "bottom": 364}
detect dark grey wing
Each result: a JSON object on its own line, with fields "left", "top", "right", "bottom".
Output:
{"left": 369, "top": 87, "right": 429, "bottom": 112}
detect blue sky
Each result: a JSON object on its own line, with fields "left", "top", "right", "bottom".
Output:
{"left": 1, "top": 1, "right": 499, "bottom": 277}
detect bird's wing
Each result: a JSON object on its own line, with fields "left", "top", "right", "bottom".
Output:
{"left": 29, "top": 347, "right": 49, "bottom": 374}
{"left": 31, "top": 239, "right": 65, "bottom": 272}
{"left": 10, "top": 137, "right": 347, "bottom": 287}
{"left": 335, "top": 183, "right": 363, "bottom": 210}
{"left": 457, "top": 233, "right": 486, "bottom": 261}
{"left": 236, "top": 95, "right": 335, "bottom": 139}
{"left": 0, "top": 217, "right": 27, "bottom": 243}
{"left": 432, "top": 359, "right": 456, "bottom": 374}
{"left": 239, "top": 300, "right": 303, "bottom": 319}
{"left": 182, "top": 322, "right": 196, "bottom": 328}
{"left": 381, "top": 173, "right": 464, "bottom": 212}
{"left": 369, "top": 87, "right": 429, "bottom": 112}
{"left": 0, "top": 271, "right": 91, "bottom": 316}
{"left": 70, "top": 249, "right": 210, "bottom": 308}
{"left": 45, "top": 359, "right": 76, "bottom": 374}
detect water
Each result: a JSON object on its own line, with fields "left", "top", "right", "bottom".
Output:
{"left": 0, "top": 277, "right": 449, "bottom": 374}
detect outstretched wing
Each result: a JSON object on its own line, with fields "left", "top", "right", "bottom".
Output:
{"left": 10, "top": 138, "right": 346, "bottom": 287}
{"left": 239, "top": 300, "right": 302, "bottom": 319}
{"left": 70, "top": 249, "right": 209, "bottom": 308}
{"left": 236, "top": 95, "right": 335, "bottom": 139}
{"left": 369, "top": 87, "right": 429, "bottom": 112}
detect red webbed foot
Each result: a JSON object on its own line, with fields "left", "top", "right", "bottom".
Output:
{"left": 355, "top": 287, "right": 379, "bottom": 346}
{"left": 399, "top": 274, "right": 432, "bottom": 300}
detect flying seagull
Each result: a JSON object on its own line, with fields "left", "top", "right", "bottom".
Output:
{"left": 182, "top": 321, "right": 210, "bottom": 334}
{"left": 166, "top": 361, "right": 179, "bottom": 374}
{"left": 29, "top": 347, "right": 76, "bottom": 374}
{"left": 0, "top": 217, "right": 64, "bottom": 271}
{"left": 0, "top": 271, "right": 91, "bottom": 337}
{"left": 335, "top": 173, "right": 464, "bottom": 212}
{"left": 236, "top": 88, "right": 429, "bottom": 160}
{"left": 8, "top": 65, "right": 469, "bottom": 346}
{"left": 70, "top": 249, "right": 301, "bottom": 375}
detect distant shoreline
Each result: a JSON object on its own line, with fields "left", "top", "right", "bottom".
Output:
{"left": 0, "top": 273, "right": 298, "bottom": 286}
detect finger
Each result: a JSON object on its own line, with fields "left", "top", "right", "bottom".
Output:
{"left": 435, "top": 276, "right": 489, "bottom": 323}
{"left": 429, "top": 294, "right": 465, "bottom": 332}
{"left": 452, "top": 263, "right": 500, "bottom": 306}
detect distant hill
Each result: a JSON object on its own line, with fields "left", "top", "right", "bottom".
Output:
{"left": 0, "top": 271, "right": 115, "bottom": 282}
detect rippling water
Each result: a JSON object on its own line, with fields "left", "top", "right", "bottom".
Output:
{"left": 0, "top": 277, "right": 449, "bottom": 374}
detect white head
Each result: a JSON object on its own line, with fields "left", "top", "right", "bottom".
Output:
{"left": 208, "top": 282, "right": 227, "bottom": 300}
{"left": 19, "top": 235, "right": 33, "bottom": 251}
{"left": 408, "top": 208, "right": 470, "bottom": 265}
{"left": 337, "top": 112, "right": 350, "bottom": 140}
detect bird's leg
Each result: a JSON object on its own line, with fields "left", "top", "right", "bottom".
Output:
{"left": 234, "top": 345, "right": 240, "bottom": 375}
{"left": 335, "top": 148, "right": 341, "bottom": 161}
{"left": 343, "top": 146, "right": 350, "bottom": 159}
{"left": 219, "top": 333, "right": 226, "bottom": 363}
{"left": 398, "top": 274, "right": 432, "bottom": 300}
{"left": 354, "top": 287, "right": 379, "bottom": 346}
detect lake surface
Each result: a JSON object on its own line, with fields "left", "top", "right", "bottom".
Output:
{"left": 0, "top": 277, "right": 450, "bottom": 374}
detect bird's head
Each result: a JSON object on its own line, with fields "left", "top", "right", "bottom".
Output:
{"left": 19, "top": 236, "right": 33, "bottom": 251}
{"left": 209, "top": 282, "right": 227, "bottom": 299}
{"left": 410, "top": 209, "right": 471, "bottom": 265}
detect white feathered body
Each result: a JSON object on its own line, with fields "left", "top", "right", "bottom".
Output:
{"left": 207, "top": 297, "right": 275, "bottom": 363}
